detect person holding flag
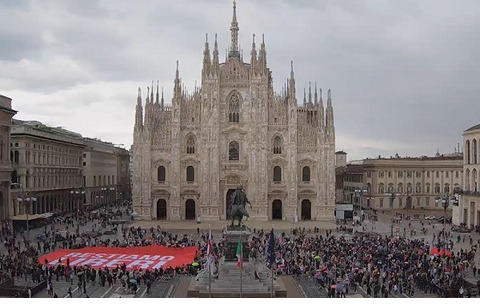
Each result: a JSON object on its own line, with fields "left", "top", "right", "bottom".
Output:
{"left": 267, "top": 228, "right": 275, "bottom": 298}
{"left": 206, "top": 227, "right": 214, "bottom": 297}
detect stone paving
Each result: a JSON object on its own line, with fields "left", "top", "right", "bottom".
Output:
{"left": 5, "top": 206, "right": 480, "bottom": 298}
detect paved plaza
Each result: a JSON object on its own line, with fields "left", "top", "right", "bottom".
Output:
{"left": 2, "top": 206, "right": 480, "bottom": 298}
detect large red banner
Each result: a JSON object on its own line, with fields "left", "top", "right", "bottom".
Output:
{"left": 38, "top": 245, "right": 197, "bottom": 271}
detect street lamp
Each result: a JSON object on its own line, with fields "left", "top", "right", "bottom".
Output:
{"left": 385, "top": 191, "right": 402, "bottom": 238}
{"left": 385, "top": 191, "right": 402, "bottom": 209}
{"left": 109, "top": 187, "right": 115, "bottom": 207}
{"left": 16, "top": 195, "right": 37, "bottom": 240}
{"left": 70, "top": 188, "right": 85, "bottom": 219}
{"left": 436, "top": 194, "right": 456, "bottom": 250}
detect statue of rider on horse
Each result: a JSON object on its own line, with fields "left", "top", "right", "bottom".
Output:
{"left": 229, "top": 185, "right": 251, "bottom": 228}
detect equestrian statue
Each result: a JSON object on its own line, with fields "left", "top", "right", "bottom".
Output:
{"left": 229, "top": 185, "right": 251, "bottom": 228}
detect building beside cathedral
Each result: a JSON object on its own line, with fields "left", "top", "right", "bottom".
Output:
{"left": 132, "top": 2, "right": 336, "bottom": 221}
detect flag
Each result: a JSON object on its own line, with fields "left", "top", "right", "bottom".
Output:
{"left": 206, "top": 229, "right": 215, "bottom": 275}
{"left": 236, "top": 236, "right": 242, "bottom": 269}
{"left": 267, "top": 228, "right": 275, "bottom": 268}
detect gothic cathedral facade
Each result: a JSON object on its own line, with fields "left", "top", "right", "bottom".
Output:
{"left": 132, "top": 3, "right": 336, "bottom": 222}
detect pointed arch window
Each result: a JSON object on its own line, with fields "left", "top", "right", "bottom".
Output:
{"left": 186, "top": 135, "right": 195, "bottom": 154}
{"left": 229, "top": 141, "right": 239, "bottom": 160}
{"left": 186, "top": 166, "right": 195, "bottom": 182}
{"left": 158, "top": 166, "right": 166, "bottom": 182}
{"left": 302, "top": 166, "right": 310, "bottom": 182}
{"left": 273, "top": 136, "right": 282, "bottom": 154}
{"left": 228, "top": 93, "right": 240, "bottom": 123}
{"left": 273, "top": 166, "right": 282, "bottom": 182}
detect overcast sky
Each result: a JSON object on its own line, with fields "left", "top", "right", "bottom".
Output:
{"left": 2, "top": 0, "right": 479, "bottom": 161}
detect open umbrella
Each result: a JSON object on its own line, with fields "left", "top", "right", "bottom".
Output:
{"left": 314, "top": 255, "right": 321, "bottom": 260}
{"left": 192, "top": 262, "right": 199, "bottom": 267}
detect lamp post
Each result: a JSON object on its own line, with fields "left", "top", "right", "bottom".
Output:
{"left": 101, "top": 187, "right": 107, "bottom": 207}
{"left": 385, "top": 191, "right": 402, "bottom": 209}
{"left": 70, "top": 188, "right": 85, "bottom": 219}
{"left": 436, "top": 194, "right": 452, "bottom": 250}
{"left": 109, "top": 187, "right": 115, "bottom": 207}
{"left": 16, "top": 195, "right": 37, "bottom": 240}
{"left": 385, "top": 191, "right": 401, "bottom": 237}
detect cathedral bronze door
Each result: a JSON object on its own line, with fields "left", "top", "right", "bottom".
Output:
{"left": 301, "top": 199, "right": 311, "bottom": 220}
{"left": 226, "top": 189, "right": 235, "bottom": 220}
{"left": 272, "top": 200, "right": 282, "bottom": 220}
{"left": 157, "top": 199, "right": 167, "bottom": 220}
{"left": 185, "top": 199, "right": 196, "bottom": 220}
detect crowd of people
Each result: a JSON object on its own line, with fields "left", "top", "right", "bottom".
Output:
{"left": 240, "top": 223, "right": 479, "bottom": 298}
{"left": 0, "top": 205, "right": 204, "bottom": 298}
{"left": 1, "top": 204, "right": 480, "bottom": 299}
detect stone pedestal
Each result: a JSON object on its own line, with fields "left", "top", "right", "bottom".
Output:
{"left": 223, "top": 226, "right": 251, "bottom": 261}
{"left": 187, "top": 226, "right": 286, "bottom": 298}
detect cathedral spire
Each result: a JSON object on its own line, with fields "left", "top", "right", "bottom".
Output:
{"left": 135, "top": 87, "right": 143, "bottom": 128}
{"left": 150, "top": 81, "right": 154, "bottom": 104}
{"left": 174, "top": 60, "right": 181, "bottom": 98}
{"left": 229, "top": 0, "right": 240, "bottom": 59}
{"left": 308, "top": 81, "right": 312, "bottom": 105}
{"left": 327, "top": 88, "right": 332, "bottom": 108}
{"left": 155, "top": 80, "right": 159, "bottom": 104}
{"left": 303, "top": 88, "right": 306, "bottom": 105}
{"left": 250, "top": 33, "right": 257, "bottom": 72}
{"left": 145, "top": 86, "right": 152, "bottom": 128}
{"left": 202, "top": 33, "right": 211, "bottom": 77}
{"left": 288, "top": 61, "right": 296, "bottom": 100}
{"left": 258, "top": 34, "right": 267, "bottom": 72}
{"left": 161, "top": 87, "right": 164, "bottom": 111}
{"left": 314, "top": 82, "right": 318, "bottom": 105}
{"left": 318, "top": 88, "right": 325, "bottom": 131}
{"left": 326, "top": 89, "right": 335, "bottom": 137}
{"left": 212, "top": 33, "right": 219, "bottom": 73}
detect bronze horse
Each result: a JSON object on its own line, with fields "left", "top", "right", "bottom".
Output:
{"left": 229, "top": 186, "right": 250, "bottom": 227}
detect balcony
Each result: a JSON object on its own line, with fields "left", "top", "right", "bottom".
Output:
{"left": 460, "top": 190, "right": 480, "bottom": 197}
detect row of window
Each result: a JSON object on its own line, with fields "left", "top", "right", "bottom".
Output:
{"left": 373, "top": 170, "right": 460, "bottom": 179}
{"left": 184, "top": 137, "right": 284, "bottom": 157}
{"left": 93, "top": 175, "right": 116, "bottom": 187}
{"left": 12, "top": 173, "right": 82, "bottom": 189}
{"left": 10, "top": 150, "right": 82, "bottom": 167}
{"left": 377, "top": 197, "right": 441, "bottom": 208}
{"left": 11, "top": 142, "right": 81, "bottom": 155}
{"left": 377, "top": 183, "right": 454, "bottom": 194}
{"left": 464, "top": 168, "right": 479, "bottom": 192}
{"left": 156, "top": 166, "right": 312, "bottom": 182}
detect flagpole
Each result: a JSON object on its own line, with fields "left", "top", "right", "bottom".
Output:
{"left": 240, "top": 228, "right": 243, "bottom": 298}
{"left": 208, "top": 224, "right": 211, "bottom": 298}
{"left": 271, "top": 224, "right": 274, "bottom": 298}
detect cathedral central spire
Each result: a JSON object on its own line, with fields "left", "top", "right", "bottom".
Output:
{"left": 229, "top": 1, "right": 240, "bottom": 59}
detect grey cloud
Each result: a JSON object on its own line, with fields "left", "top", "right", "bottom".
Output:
{"left": 1, "top": 0, "right": 480, "bottom": 160}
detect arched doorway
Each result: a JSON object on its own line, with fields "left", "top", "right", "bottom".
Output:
{"left": 272, "top": 200, "right": 282, "bottom": 220}
{"left": 157, "top": 199, "right": 167, "bottom": 220}
{"left": 406, "top": 196, "right": 412, "bottom": 209}
{"left": 226, "top": 189, "right": 236, "bottom": 220}
{"left": 185, "top": 199, "right": 196, "bottom": 220}
{"left": 301, "top": 199, "right": 311, "bottom": 220}
{"left": 0, "top": 191, "right": 3, "bottom": 220}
